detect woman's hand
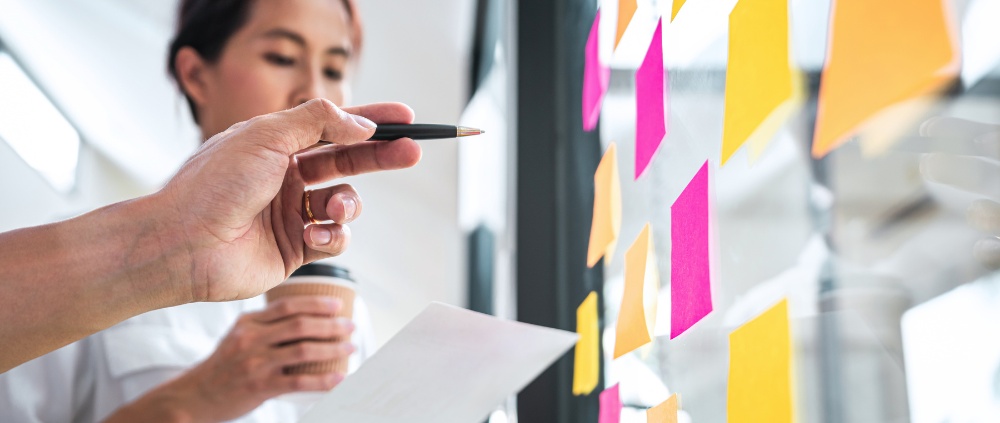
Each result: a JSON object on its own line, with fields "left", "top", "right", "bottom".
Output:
{"left": 158, "top": 99, "right": 420, "bottom": 302}
{"left": 104, "top": 296, "right": 355, "bottom": 423}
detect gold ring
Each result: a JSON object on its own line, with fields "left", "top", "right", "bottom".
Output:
{"left": 303, "top": 190, "right": 321, "bottom": 225}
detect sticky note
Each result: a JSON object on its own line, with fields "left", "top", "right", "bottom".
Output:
{"left": 728, "top": 299, "right": 793, "bottom": 423}
{"left": 615, "top": 0, "right": 637, "bottom": 50}
{"left": 670, "top": 161, "right": 712, "bottom": 339}
{"left": 647, "top": 393, "right": 679, "bottom": 422}
{"left": 812, "top": 0, "right": 959, "bottom": 158}
{"left": 721, "top": 0, "right": 803, "bottom": 165}
{"left": 573, "top": 292, "right": 600, "bottom": 396}
{"left": 583, "top": 10, "right": 610, "bottom": 132}
{"left": 614, "top": 223, "right": 659, "bottom": 359}
{"left": 670, "top": 0, "right": 686, "bottom": 22}
{"left": 635, "top": 19, "right": 667, "bottom": 179}
{"left": 587, "top": 143, "right": 622, "bottom": 267}
{"left": 599, "top": 383, "right": 623, "bottom": 423}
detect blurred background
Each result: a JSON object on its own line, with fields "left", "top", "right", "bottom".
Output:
{"left": 1, "top": 0, "right": 999, "bottom": 422}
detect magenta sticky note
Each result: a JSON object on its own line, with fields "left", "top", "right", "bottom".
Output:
{"left": 635, "top": 19, "right": 668, "bottom": 179}
{"left": 599, "top": 383, "right": 622, "bottom": 423}
{"left": 583, "top": 10, "right": 610, "bottom": 132}
{"left": 670, "top": 161, "right": 712, "bottom": 339}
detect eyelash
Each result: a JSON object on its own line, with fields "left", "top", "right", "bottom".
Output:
{"left": 264, "top": 52, "right": 295, "bottom": 67}
{"left": 324, "top": 68, "right": 344, "bottom": 81}
{"left": 264, "top": 53, "right": 343, "bottom": 81}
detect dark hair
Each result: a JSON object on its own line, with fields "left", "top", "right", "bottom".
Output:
{"left": 167, "top": 0, "right": 363, "bottom": 122}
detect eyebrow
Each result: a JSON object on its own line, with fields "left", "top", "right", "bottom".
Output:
{"left": 261, "top": 28, "right": 351, "bottom": 58}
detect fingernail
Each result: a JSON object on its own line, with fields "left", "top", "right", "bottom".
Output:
{"left": 323, "top": 297, "right": 342, "bottom": 310}
{"left": 311, "top": 227, "right": 333, "bottom": 245}
{"left": 341, "top": 195, "right": 358, "bottom": 221}
{"left": 352, "top": 114, "right": 377, "bottom": 130}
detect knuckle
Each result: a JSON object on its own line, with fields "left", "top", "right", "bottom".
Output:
{"left": 290, "top": 318, "right": 311, "bottom": 336}
{"left": 247, "top": 377, "right": 269, "bottom": 394}
{"left": 287, "top": 375, "right": 309, "bottom": 391}
{"left": 292, "top": 343, "right": 313, "bottom": 361}
{"left": 273, "top": 300, "right": 295, "bottom": 316}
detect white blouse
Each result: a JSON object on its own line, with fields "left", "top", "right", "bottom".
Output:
{"left": 0, "top": 295, "right": 375, "bottom": 423}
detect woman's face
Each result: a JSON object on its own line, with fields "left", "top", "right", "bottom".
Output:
{"left": 190, "top": 0, "right": 354, "bottom": 138}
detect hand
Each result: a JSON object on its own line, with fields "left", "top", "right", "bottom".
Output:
{"left": 158, "top": 100, "right": 420, "bottom": 302}
{"left": 918, "top": 116, "right": 1000, "bottom": 269}
{"left": 104, "top": 296, "right": 355, "bottom": 423}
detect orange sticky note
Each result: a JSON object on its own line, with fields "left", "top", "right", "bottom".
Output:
{"left": 721, "top": 0, "right": 803, "bottom": 165}
{"left": 727, "top": 299, "right": 793, "bottom": 423}
{"left": 812, "top": 0, "right": 959, "bottom": 158}
{"left": 647, "top": 393, "right": 679, "bottom": 422}
{"left": 614, "top": 223, "right": 659, "bottom": 359}
{"left": 670, "top": 0, "right": 686, "bottom": 22}
{"left": 573, "top": 291, "right": 600, "bottom": 396}
{"left": 615, "top": 0, "right": 637, "bottom": 49}
{"left": 587, "top": 143, "right": 622, "bottom": 268}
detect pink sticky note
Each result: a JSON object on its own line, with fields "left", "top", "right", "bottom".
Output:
{"left": 599, "top": 383, "right": 622, "bottom": 423}
{"left": 583, "top": 10, "right": 610, "bottom": 132}
{"left": 670, "top": 161, "right": 712, "bottom": 339}
{"left": 635, "top": 19, "right": 668, "bottom": 179}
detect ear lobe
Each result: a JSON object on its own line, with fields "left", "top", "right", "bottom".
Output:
{"left": 174, "top": 46, "right": 209, "bottom": 107}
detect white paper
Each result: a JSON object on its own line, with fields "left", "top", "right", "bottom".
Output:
{"left": 298, "top": 302, "right": 579, "bottom": 423}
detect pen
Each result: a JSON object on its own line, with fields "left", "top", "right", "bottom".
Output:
{"left": 315, "top": 124, "right": 485, "bottom": 146}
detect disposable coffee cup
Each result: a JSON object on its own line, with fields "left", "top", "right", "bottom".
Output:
{"left": 266, "top": 263, "right": 356, "bottom": 376}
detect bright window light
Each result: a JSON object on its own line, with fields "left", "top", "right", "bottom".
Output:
{"left": 0, "top": 48, "right": 80, "bottom": 193}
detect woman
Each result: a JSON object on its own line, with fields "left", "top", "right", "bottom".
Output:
{"left": 0, "top": 0, "right": 404, "bottom": 421}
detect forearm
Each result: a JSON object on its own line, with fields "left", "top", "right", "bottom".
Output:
{"left": 0, "top": 193, "right": 193, "bottom": 372}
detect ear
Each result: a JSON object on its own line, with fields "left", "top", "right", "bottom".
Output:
{"left": 174, "top": 46, "right": 210, "bottom": 107}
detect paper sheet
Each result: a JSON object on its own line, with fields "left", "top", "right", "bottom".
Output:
{"left": 298, "top": 302, "right": 578, "bottom": 423}
{"left": 615, "top": 0, "right": 637, "bottom": 50}
{"left": 583, "top": 10, "right": 610, "bottom": 132}
{"left": 721, "top": 0, "right": 803, "bottom": 165}
{"left": 599, "top": 383, "right": 623, "bottom": 423}
{"left": 635, "top": 19, "right": 667, "bottom": 179}
{"left": 647, "top": 393, "right": 679, "bottom": 422}
{"left": 812, "top": 0, "right": 959, "bottom": 158}
{"left": 670, "top": 0, "right": 686, "bottom": 22}
{"left": 573, "top": 291, "right": 600, "bottom": 396}
{"left": 587, "top": 143, "right": 622, "bottom": 267}
{"left": 614, "top": 223, "right": 659, "bottom": 358}
{"left": 670, "top": 161, "right": 712, "bottom": 339}
{"left": 727, "top": 299, "right": 793, "bottom": 423}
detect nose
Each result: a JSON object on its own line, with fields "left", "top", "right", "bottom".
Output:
{"left": 294, "top": 68, "right": 326, "bottom": 106}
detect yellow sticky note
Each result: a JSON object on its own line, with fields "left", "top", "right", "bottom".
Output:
{"left": 721, "top": 0, "right": 803, "bottom": 165}
{"left": 727, "top": 299, "right": 793, "bottom": 423}
{"left": 647, "top": 393, "right": 679, "bottom": 422}
{"left": 588, "top": 143, "right": 622, "bottom": 268}
{"left": 670, "top": 0, "right": 686, "bottom": 22}
{"left": 573, "top": 292, "right": 600, "bottom": 396}
{"left": 616, "top": 0, "right": 637, "bottom": 49}
{"left": 614, "top": 223, "right": 659, "bottom": 359}
{"left": 812, "top": 0, "right": 959, "bottom": 158}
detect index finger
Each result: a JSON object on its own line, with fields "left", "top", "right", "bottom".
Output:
{"left": 254, "top": 99, "right": 380, "bottom": 156}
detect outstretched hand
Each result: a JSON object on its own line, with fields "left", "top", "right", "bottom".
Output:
{"left": 161, "top": 99, "right": 420, "bottom": 302}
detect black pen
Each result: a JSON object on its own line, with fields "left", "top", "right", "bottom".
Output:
{"left": 316, "top": 124, "right": 485, "bottom": 146}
